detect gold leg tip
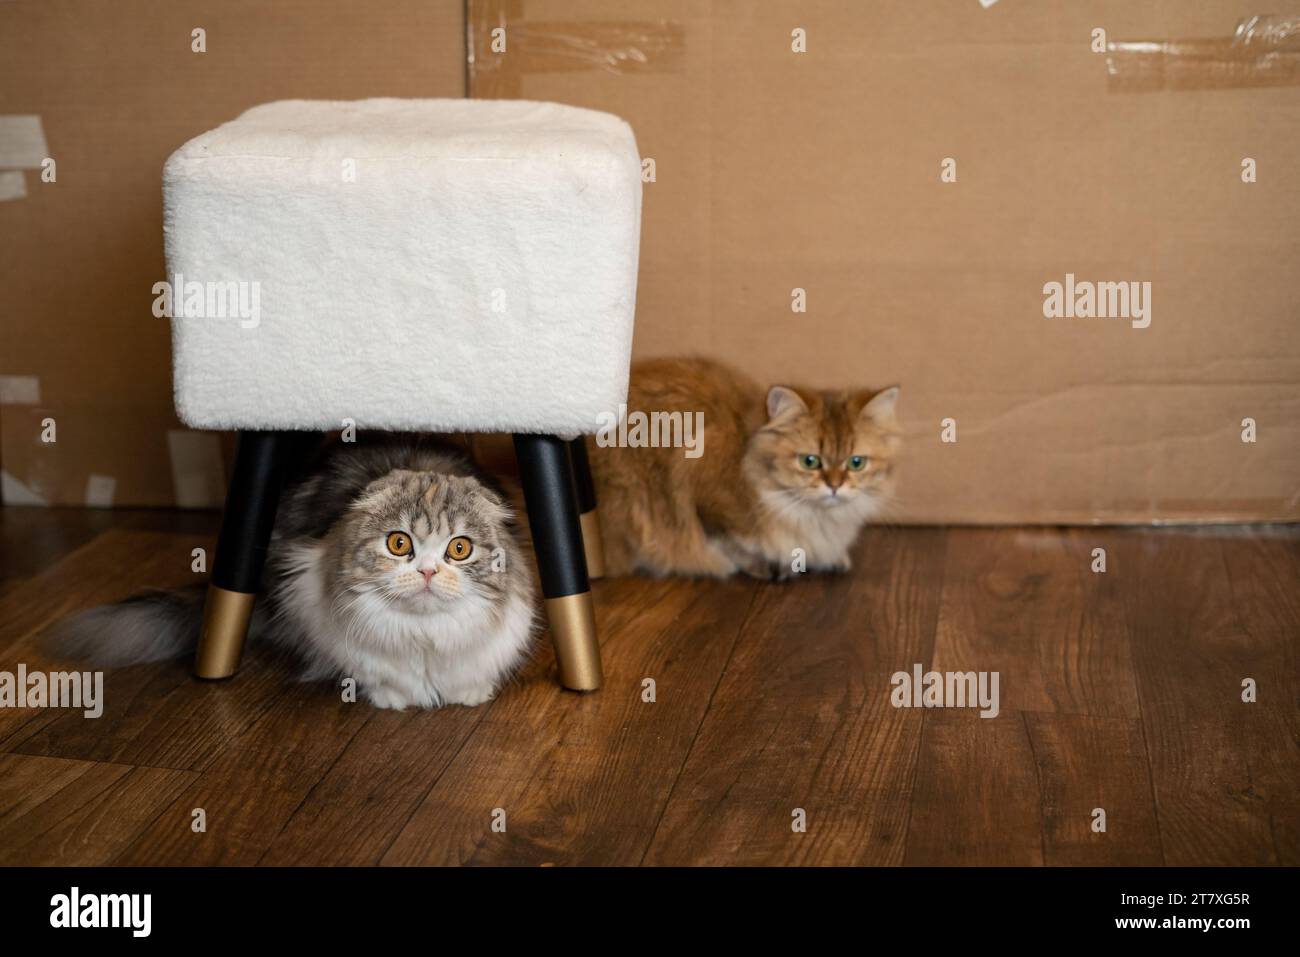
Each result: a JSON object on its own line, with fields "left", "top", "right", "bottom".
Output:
{"left": 194, "top": 586, "right": 255, "bottom": 679}
{"left": 544, "top": 591, "right": 604, "bottom": 691}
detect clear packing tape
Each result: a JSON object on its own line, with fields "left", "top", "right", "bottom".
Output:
{"left": 469, "top": 20, "right": 683, "bottom": 76}
{"left": 1106, "top": 14, "right": 1300, "bottom": 91}
{"left": 468, "top": 1, "right": 683, "bottom": 97}
{"left": 468, "top": 7, "right": 1293, "bottom": 97}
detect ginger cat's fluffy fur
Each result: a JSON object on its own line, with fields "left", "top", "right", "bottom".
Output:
{"left": 589, "top": 358, "right": 901, "bottom": 579}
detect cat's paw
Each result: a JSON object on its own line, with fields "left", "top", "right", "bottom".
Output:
{"left": 771, "top": 565, "right": 800, "bottom": 583}
{"left": 736, "top": 555, "right": 779, "bottom": 581}
{"left": 448, "top": 684, "right": 496, "bottom": 707}
{"left": 806, "top": 556, "right": 852, "bottom": 575}
{"left": 364, "top": 685, "right": 415, "bottom": 710}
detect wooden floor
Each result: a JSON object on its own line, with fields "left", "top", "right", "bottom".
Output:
{"left": 0, "top": 505, "right": 1296, "bottom": 866}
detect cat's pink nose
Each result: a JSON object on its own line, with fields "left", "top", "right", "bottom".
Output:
{"left": 421, "top": 568, "right": 438, "bottom": 584}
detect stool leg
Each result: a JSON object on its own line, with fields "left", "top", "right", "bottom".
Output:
{"left": 195, "top": 431, "right": 290, "bottom": 679}
{"left": 513, "top": 433, "right": 603, "bottom": 692}
{"left": 566, "top": 437, "right": 605, "bottom": 580}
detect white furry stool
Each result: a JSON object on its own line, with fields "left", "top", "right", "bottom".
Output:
{"left": 164, "top": 98, "right": 643, "bottom": 692}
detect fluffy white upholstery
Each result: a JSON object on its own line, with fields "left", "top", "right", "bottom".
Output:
{"left": 164, "top": 99, "right": 641, "bottom": 434}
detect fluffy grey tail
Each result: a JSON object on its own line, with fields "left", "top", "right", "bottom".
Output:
{"left": 45, "top": 586, "right": 210, "bottom": 667}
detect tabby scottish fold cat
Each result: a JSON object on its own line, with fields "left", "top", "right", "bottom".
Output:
{"left": 590, "top": 357, "right": 901, "bottom": 579}
{"left": 50, "top": 438, "right": 535, "bottom": 709}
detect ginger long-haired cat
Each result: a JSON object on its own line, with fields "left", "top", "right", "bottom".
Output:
{"left": 589, "top": 357, "right": 901, "bottom": 579}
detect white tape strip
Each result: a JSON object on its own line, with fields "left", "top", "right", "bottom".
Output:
{"left": 0, "top": 170, "right": 26, "bottom": 201}
{"left": 0, "top": 115, "right": 48, "bottom": 169}
{"left": 0, "top": 375, "right": 40, "bottom": 404}
{"left": 1, "top": 470, "right": 49, "bottom": 507}
{"left": 84, "top": 474, "right": 117, "bottom": 508}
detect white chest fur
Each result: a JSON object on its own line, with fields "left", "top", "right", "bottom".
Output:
{"left": 752, "top": 490, "right": 878, "bottom": 572}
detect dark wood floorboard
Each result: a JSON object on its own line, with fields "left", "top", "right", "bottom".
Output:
{"left": 904, "top": 709, "right": 1044, "bottom": 865}
{"left": 0, "top": 506, "right": 219, "bottom": 600}
{"left": 1023, "top": 713, "right": 1163, "bottom": 866}
{"left": 0, "top": 753, "right": 196, "bottom": 866}
{"left": 932, "top": 527, "right": 1139, "bottom": 718}
{"left": 1218, "top": 533, "right": 1300, "bottom": 863}
{"left": 643, "top": 526, "right": 945, "bottom": 865}
{"left": 1121, "top": 529, "right": 1299, "bottom": 866}
{"left": 0, "top": 506, "right": 1295, "bottom": 866}
{"left": 257, "top": 705, "right": 489, "bottom": 866}
{"left": 1, "top": 529, "right": 290, "bottom": 773}
{"left": 0, "top": 529, "right": 216, "bottom": 756}
{"left": 111, "top": 675, "right": 375, "bottom": 865}
{"left": 381, "top": 575, "right": 760, "bottom": 865}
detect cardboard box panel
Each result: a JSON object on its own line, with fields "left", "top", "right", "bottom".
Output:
{"left": 0, "top": 0, "right": 466, "bottom": 506}
{"left": 469, "top": 0, "right": 1300, "bottom": 523}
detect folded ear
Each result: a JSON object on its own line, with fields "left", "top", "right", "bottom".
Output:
{"left": 471, "top": 481, "right": 511, "bottom": 522}
{"left": 860, "top": 385, "right": 899, "bottom": 428}
{"left": 766, "top": 385, "right": 808, "bottom": 421}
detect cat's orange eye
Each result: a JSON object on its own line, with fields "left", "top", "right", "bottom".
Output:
{"left": 445, "top": 536, "right": 474, "bottom": 562}
{"left": 386, "top": 531, "right": 413, "bottom": 557}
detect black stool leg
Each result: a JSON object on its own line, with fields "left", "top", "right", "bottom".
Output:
{"left": 195, "top": 431, "right": 290, "bottom": 679}
{"left": 513, "top": 433, "right": 603, "bottom": 692}
{"left": 566, "top": 437, "right": 605, "bottom": 580}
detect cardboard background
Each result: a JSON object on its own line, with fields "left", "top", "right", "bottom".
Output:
{"left": 469, "top": 0, "right": 1300, "bottom": 523}
{"left": 0, "top": 0, "right": 466, "bottom": 507}
{"left": 2, "top": 1, "right": 1296, "bottom": 523}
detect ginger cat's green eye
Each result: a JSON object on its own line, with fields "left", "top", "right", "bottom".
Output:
{"left": 847, "top": 455, "right": 868, "bottom": 471}
{"left": 386, "top": 531, "right": 413, "bottom": 557}
{"left": 800, "top": 454, "right": 822, "bottom": 470}
{"left": 445, "top": 536, "right": 474, "bottom": 562}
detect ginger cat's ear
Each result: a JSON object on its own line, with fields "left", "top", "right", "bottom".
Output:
{"left": 860, "top": 385, "right": 900, "bottom": 428}
{"left": 766, "top": 385, "right": 808, "bottom": 421}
